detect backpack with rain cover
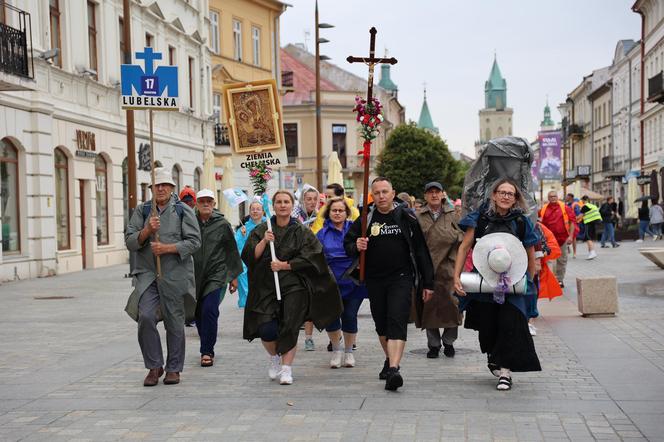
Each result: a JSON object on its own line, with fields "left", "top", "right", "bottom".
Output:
{"left": 462, "top": 136, "right": 537, "bottom": 225}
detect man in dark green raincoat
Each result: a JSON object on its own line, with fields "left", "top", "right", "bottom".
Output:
{"left": 125, "top": 168, "right": 201, "bottom": 387}
{"left": 193, "top": 189, "right": 243, "bottom": 367}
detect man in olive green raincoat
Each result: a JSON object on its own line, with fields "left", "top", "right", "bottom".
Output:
{"left": 125, "top": 168, "right": 201, "bottom": 387}
{"left": 193, "top": 189, "right": 243, "bottom": 367}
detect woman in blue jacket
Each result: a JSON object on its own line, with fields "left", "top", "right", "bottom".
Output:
{"left": 234, "top": 201, "right": 265, "bottom": 308}
{"left": 316, "top": 197, "right": 367, "bottom": 369}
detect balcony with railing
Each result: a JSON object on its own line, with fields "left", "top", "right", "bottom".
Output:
{"left": 0, "top": 2, "right": 34, "bottom": 91}
{"left": 569, "top": 123, "right": 585, "bottom": 139}
{"left": 647, "top": 71, "right": 664, "bottom": 104}
{"left": 214, "top": 123, "right": 230, "bottom": 146}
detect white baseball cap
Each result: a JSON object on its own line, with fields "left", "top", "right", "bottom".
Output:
{"left": 196, "top": 188, "right": 215, "bottom": 200}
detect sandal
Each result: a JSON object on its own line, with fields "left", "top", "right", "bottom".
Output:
{"left": 200, "top": 355, "right": 214, "bottom": 367}
{"left": 496, "top": 376, "right": 512, "bottom": 391}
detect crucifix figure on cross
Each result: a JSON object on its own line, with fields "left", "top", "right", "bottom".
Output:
{"left": 347, "top": 27, "right": 397, "bottom": 281}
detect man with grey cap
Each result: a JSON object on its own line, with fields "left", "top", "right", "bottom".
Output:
{"left": 192, "top": 188, "right": 243, "bottom": 367}
{"left": 125, "top": 167, "right": 201, "bottom": 386}
{"left": 416, "top": 182, "right": 463, "bottom": 358}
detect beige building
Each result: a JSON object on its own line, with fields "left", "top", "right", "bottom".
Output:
{"left": 207, "top": 0, "right": 287, "bottom": 214}
{"left": 279, "top": 44, "right": 405, "bottom": 200}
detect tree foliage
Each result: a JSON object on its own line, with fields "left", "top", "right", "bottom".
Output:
{"left": 376, "top": 123, "right": 466, "bottom": 199}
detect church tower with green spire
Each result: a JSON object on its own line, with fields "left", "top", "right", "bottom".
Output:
{"left": 417, "top": 86, "right": 438, "bottom": 135}
{"left": 540, "top": 99, "right": 555, "bottom": 130}
{"left": 475, "top": 54, "right": 513, "bottom": 157}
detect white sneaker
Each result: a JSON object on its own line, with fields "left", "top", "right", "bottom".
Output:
{"left": 279, "top": 365, "right": 293, "bottom": 385}
{"left": 586, "top": 250, "right": 597, "bottom": 260}
{"left": 343, "top": 352, "right": 355, "bottom": 367}
{"left": 330, "top": 350, "right": 343, "bottom": 368}
{"left": 528, "top": 323, "right": 537, "bottom": 336}
{"left": 268, "top": 355, "right": 281, "bottom": 380}
{"left": 636, "top": 239, "right": 644, "bottom": 243}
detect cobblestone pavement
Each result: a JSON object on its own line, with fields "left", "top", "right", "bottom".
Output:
{"left": 0, "top": 240, "right": 662, "bottom": 441}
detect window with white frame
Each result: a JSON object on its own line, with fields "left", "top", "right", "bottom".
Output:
{"left": 252, "top": 26, "right": 260, "bottom": 66}
{"left": 213, "top": 93, "right": 221, "bottom": 122}
{"left": 209, "top": 11, "right": 220, "bottom": 54}
{"left": 233, "top": 19, "right": 242, "bottom": 61}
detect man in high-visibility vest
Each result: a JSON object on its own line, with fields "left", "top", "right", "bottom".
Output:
{"left": 576, "top": 195, "right": 602, "bottom": 260}
{"left": 539, "top": 191, "right": 576, "bottom": 287}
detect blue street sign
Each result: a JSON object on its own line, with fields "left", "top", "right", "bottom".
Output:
{"left": 121, "top": 47, "right": 179, "bottom": 110}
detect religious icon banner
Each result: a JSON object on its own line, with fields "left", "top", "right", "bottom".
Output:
{"left": 222, "top": 79, "right": 287, "bottom": 171}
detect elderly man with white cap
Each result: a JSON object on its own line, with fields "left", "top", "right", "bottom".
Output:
{"left": 125, "top": 167, "right": 201, "bottom": 386}
{"left": 192, "top": 188, "right": 243, "bottom": 367}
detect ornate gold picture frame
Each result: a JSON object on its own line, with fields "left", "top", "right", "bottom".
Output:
{"left": 222, "top": 79, "right": 284, "bottom": 154}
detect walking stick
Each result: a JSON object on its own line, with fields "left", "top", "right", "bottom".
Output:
{"left": 148, "top": 109, "right": 161, "bottom": 278}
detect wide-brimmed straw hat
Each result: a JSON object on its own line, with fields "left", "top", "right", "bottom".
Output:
{"left": 472, "top": 232, "right": 528, "bottom": 287}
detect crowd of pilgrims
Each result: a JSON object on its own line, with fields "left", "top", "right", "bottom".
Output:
{"left": 127, "top": 170, "right": 553, "bottom": 392}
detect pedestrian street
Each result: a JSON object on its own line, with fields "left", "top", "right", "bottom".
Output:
{"left": 0, "top": 240, "right": 661, "bottom": 441}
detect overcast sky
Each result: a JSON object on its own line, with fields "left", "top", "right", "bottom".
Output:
{"left": 279, "top": 0, "right": 640, "bottom": 157}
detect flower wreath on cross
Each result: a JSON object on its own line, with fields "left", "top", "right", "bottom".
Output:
{"left": 352, "top": 96, "right": 384, "bottom": 165}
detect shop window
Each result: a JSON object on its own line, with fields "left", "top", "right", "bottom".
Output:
{"left": 54, "top": 147, "right": 70, "bottom": 250}
{"left": 194, "top": 168, "right": 201, "bottom": 191}
{"left": 95, "top": 155, "right": 109, "bottom": 245}
{"left": 0, "top": 139, "right": 20, "bottom": 253}
{"left": 172, "top": 164, "right": 181, "bottom": 192}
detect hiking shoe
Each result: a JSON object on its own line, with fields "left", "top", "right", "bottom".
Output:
{"left": 426, "top": 347, "right": 440, "bottom": 359}
{"left": 443, "top": 344, "right": 455, "bottom": 358}
{"left": 330, "top": 351, "right": 343, "bottom": 368}
{"left": 379, "top": 359, "right": 390, "bottom": 380}
{"left": 268, "top": 355, "right": 281, "bottom": 380}
{"left": 279, "top": 365, "right": 293, "bottom": 385}
{"left": 304, "top": 338, "right": 315, "bottom": 351}
{"left": 344, "top": 352, "right": 355, "bottom": 367}
{"left": 384, "top": 367, "right": 403, "bottom": 391}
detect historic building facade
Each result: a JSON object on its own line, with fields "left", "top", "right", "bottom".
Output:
{"left": 0, "top": 0, "right": 212, "bottom": 281}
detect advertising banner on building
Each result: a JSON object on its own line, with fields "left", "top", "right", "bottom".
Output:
{"left": 537, "top": 130, "right": 562, "bottom": 181}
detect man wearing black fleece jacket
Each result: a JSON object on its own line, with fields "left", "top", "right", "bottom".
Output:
{"left": 344, "top": 177, "right": 434, "bottom": 391}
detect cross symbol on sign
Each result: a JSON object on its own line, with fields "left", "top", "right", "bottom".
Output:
{"left": 135, "top": 47, "right": 162, "bottom": 76}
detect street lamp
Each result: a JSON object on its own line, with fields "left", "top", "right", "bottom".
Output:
{"left": 315, "top": 0, "right": 333, "bottom": 190}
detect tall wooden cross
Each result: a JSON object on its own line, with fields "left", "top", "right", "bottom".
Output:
{"left": 347, "top": 27, "right": 397, "bottom": 281}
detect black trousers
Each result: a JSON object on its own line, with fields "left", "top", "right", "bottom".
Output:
{"left": 366, "top": 272, "right": 413, "bottom": 341}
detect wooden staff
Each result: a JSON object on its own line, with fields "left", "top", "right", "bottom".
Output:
{"left": 346, "top": 28, "right": 397, "bottom": 281}
{"left": 149, "top": 109, "right": 161, "bottom": 278}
